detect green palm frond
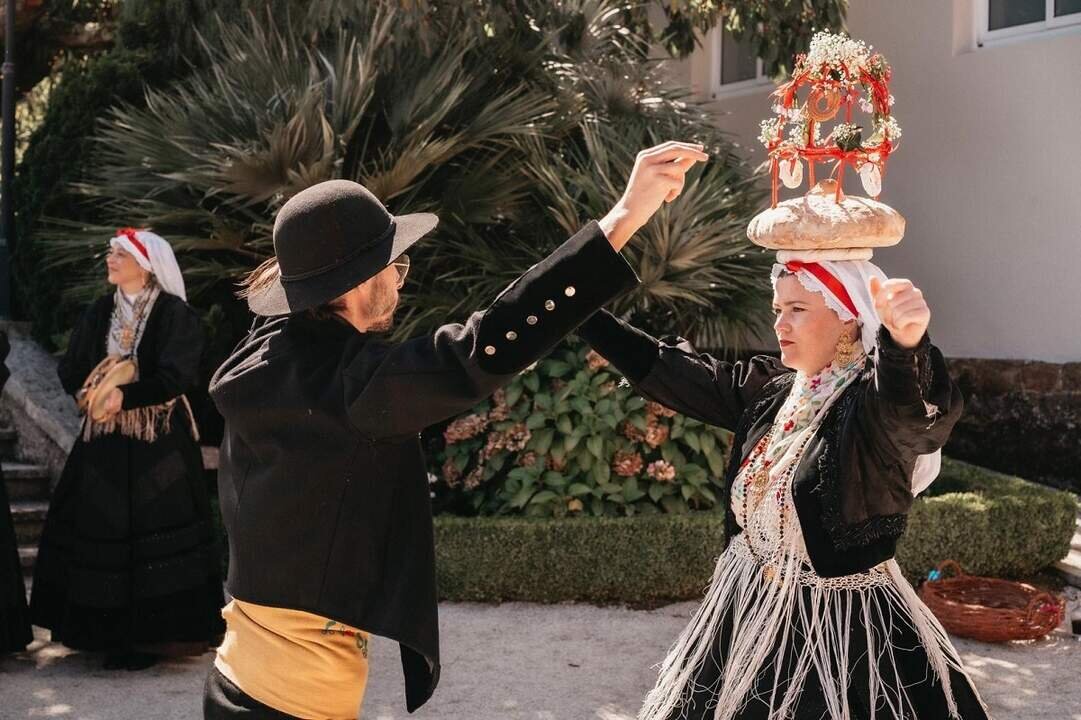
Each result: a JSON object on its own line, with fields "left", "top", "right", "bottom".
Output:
{"left": 38, "top": 0, "right": 777, "bottom": 354}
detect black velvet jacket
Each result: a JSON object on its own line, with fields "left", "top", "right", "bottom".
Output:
{"left": 209, "top": 223, "right": 639, "bottom": 712}
{"left": 57, "top": 291, "right": 205, "bottom": 408}
{"left": 577, "top": 310, "right": 963, "bottom": 578}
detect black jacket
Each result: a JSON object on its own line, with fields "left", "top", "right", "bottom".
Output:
{"left": 57, "top": 291, "right": 205, "bottom": 409}
{"left": 208, "top": 222, "right": 638, "bottom": 712}
{"left": 577, "top": 310, "right": 963, "bottom": 578}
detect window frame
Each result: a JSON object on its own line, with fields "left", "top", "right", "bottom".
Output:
{"left": 977, "top": 0, "right": 1081, "bottom": 46}
{"left": 708, "top": 25, "right": 772, "bottom": 100}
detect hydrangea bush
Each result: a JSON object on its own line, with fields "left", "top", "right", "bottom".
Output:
{"left": 432, "top": 341, "right": 731, "bottom": 518}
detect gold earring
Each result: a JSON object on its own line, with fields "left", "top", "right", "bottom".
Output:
{"left": 835, "top": 332, "right": 858, "bottom": 365}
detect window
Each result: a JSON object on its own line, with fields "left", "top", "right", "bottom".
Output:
{"left": 979, "top": 0, "right": 1081, "bottom": 44}
{"left": 709, "top": 25, "right": 770, "bottom": 99}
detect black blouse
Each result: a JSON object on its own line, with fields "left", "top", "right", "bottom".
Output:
{"left": 578, "top": 310, "right": 964, "bottom": 577}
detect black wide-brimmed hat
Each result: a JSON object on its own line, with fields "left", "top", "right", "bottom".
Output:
{"left": 247, "top": 180, "right": 439, "bottom": 316}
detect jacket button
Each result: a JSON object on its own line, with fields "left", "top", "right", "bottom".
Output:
{"left": 544, "top": 300, "right": 555, "bottom": 311}
{"left": 564, "top": 286, "right": 576, "bottom": 297}
{"left": 506, "top": 331, "right": 518, "bottom": 341}
{"left": 526, "top": 315, "right": 538, "bottom": 325}
{"left": 484, "top": 345, "right": 497, "bottom": 355}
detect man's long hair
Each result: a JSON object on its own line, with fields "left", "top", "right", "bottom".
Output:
{"left": 237, "top": 257, "right": 346, "bottom": 319}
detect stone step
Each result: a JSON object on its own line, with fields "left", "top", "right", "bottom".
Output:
{"left": 0, "top": 426, "right": 17, "bottom": 460}
{"left": 1056, "top": 548, "right": 1081, "bottom": 589}
{"left": 3, "top": 461, "right": 51, "bottom": 501}
{"left": 11, "top": 500, "right": 48, "bottom": 545}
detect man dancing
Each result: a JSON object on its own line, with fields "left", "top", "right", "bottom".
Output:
{"left": 204, "top": 141, "right": 708, "bottom": 719}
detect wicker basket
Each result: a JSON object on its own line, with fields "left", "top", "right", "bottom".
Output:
{"left": 917, "top": 560, "right": 1065, "bottom": 643}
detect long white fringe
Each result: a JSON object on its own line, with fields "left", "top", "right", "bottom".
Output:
{"left": 638, "top": 533, "right": 992, "bottom": 720}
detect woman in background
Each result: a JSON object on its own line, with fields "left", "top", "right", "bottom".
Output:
{"left": 31, "top": 229, "right": 223, "bottom": 670}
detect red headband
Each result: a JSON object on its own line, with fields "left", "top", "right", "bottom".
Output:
{"left": 784, "top": 261, "right": 860, "bottom": 318}
{"left": 116, "top": 227, "right": 150, "bottom": 262}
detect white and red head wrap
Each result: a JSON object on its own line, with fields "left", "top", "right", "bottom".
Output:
{"left": 110, "top": 228, "right": 187, "bottom": 301}
{"left": 770, "top": 257, "right": 941, "bottom": 495}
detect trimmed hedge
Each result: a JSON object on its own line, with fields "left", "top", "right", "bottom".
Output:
{"left": 897, "top": 458, "right": 1078, "bottom": 581}
{"left": 434, "top": 513, "right": 725, "bottom": 606}
{"left": 434, "top": 459, "right": 1078, "bottom": 603}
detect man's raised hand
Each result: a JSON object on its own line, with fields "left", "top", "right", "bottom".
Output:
{"left": 599, "top": 141, "right": 709, "bottom": 251}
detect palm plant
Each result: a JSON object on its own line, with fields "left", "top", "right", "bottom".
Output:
{"left": 40, "top": 0, "right": 775, "bottom": 350}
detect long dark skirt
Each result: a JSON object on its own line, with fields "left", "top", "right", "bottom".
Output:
{"left": 663, "top": 582, "right": 990, "bottom": 720}
{"left": 29, "top": 419, "right": 224, "bottom": 651}
{"left": 1, "top": 467, "right": 33, "bottom": 652}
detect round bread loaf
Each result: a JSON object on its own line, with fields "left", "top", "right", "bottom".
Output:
{"left": 748, "top": 179, "right": 905, "bottom": 250}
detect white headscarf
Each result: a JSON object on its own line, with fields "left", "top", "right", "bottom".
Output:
{"left": 110, "top": 228, "right": 187, "bottom": 301}
{"left": 771, "top": 258, "right": 942, "bottom": 496}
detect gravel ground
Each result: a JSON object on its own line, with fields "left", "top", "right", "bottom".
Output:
{"left": 2, "top": 601, "right": 1078, "bottom": 720}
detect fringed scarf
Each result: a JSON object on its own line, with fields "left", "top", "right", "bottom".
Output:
{"left": 638, "top": 353, "right": 990, "bottom": 720}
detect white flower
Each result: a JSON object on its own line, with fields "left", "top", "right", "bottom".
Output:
{"left": 804, "top": 31, "right": 870, "bottom": 78}
{"left": 758, "top": 118, "right": 784, "bottom": 147}
{"left": 859, "top": 97, "right": 874, "bottom": 114}
{"left": 877, "top": 116, "right": 902, "bottom": 141}
{"left": 787, "top": 118, "right": 821, "bottom": 146}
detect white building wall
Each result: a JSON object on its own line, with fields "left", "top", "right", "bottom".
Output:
{"left": 668, "top": 0, "right": 1081, "bottom": 362}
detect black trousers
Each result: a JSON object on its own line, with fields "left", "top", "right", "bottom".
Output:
{"left": 203, "top": 666, "right": 301, "bottom": 719}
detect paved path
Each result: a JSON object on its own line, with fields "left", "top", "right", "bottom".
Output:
{"left": 2, "top": 602, "right": 1079, "bottom": 719}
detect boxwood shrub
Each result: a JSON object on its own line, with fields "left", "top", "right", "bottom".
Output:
{"left": 434, "top": 459, "right": 1078, "bottom": 603}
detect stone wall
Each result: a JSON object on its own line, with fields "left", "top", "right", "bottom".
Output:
{"left": 945, "top": 358, "right": 1080, "bottom": 495}
{"left": 0, "top": 321, "right": 79, "bottom": 484}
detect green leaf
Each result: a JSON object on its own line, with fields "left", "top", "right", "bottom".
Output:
{"left": 504, "top": 383, "right": 523, "bottom": 409}
{"left": 544, "top": 360, "right": 572, "bottom": 378}
{"left": 700, "top": 432, "right": 716, "bottom": 454}
{"left": 526, "top": 413, "right": 547, "bottom": 430}
{"left": 523, "top": 373, "right": 540, "bottom": 393}
{"left": 533, "top": 392, "right": 552, "bottom": 412}
{"left": 626, "top": 396, "right": 646, "bottom": 411}
{"left": 684, "top": 431, "right": 701, "bottom": 452}
{"left": 648, "top": 482, "right": 667, "bottom": 502}
{"left": 622, "top": 476, "right": 645, "bottom": 503}
{"left": 592, "top": 462, "right": 611, "bottom": 485}
{"left": 705, "top": 448, "right": 727, "bottom": 477}
{"left": 542, "top": 471, "right": 566, "bottom": 489}
{"left": 629, "top": 413, "right": 648, "bottom": 431}
{"left": 567, "top": 483, "right": 593, "bottom": 497}
{"left": 509, "top": 486, "right": 534, "bottom": 509}
{"left": 698, "top": 486, "right": 718, "bottom": 504}
{"left": 571, "top": 397, "right": 593, "bottom": 415}
{"left": 563, "top": 434, "right": 581, "bottom": 452}
{"left": 556, "top": 415, "right": 574, "bottom": 435}
{"left": 530, "top": 490, "right": 558, "bottom": 506}
{"left": 661, "top": 495, "right": 688, "bottom": 514}
{"left": 660, "top": 442, "right": 688, "bottom": 468}
{"left": 586, "top": 435, "right": 604, "bottom": 460}
{"left": 528, "top": 428, "right": 555, "bottom": 455}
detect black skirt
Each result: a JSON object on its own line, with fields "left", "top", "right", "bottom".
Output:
{"left": 1, "top": 466, "right": 33, "bottom": 652}
{"left": 663, "top": 581, "right": 990, "bottom": 720}
{"left": 29, "top": 418, "right": 224, "bottom": 650}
